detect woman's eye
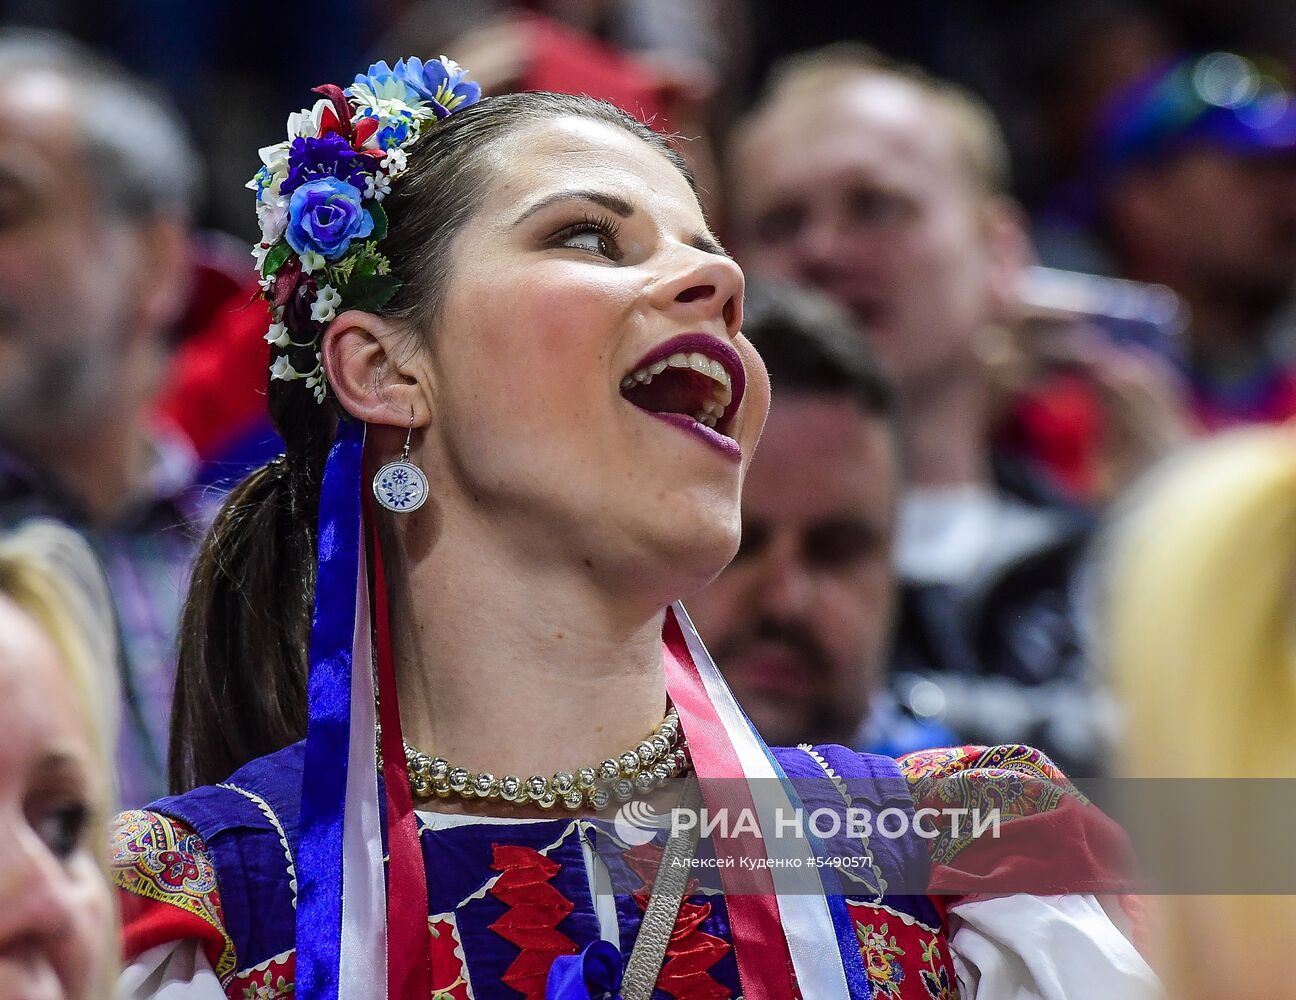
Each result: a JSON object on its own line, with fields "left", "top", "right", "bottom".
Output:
{"left": 562, "top": 228, "right": 615, "bottom": 256}
{"left": 32, "top": 803, "right": 89, "bottom": 860}
{"left": 553, "top": 215, "right": 623, "bottom": 260}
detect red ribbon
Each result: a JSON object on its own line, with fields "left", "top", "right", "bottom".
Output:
{"left": 662, "top": 608, "right": 797, "bottom": 999}
{"left": 366, "top": 500, "right": 433, "bottom": 998}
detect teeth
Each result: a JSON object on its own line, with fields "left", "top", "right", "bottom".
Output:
{"left": 623, "top": 352, "right": 733, "bottom": 392}
{"left": 621, "top": 347, "right": 737, "bottom": 430}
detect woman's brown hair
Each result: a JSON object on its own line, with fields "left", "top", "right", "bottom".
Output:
{"left": 170, "top": 91, "right": 693, "bottom": 792}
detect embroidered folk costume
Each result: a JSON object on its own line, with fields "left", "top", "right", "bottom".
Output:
{"left": 112, "top": 58, "right": 1159, "bottom": 999}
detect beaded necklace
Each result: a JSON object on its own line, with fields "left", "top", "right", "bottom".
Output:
{"left": 388, "top": 706, "right": 690, "bottom": 810}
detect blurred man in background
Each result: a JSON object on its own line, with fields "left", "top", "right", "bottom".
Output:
{"left": 1093, "top": 52, "right": 1296, "bottom": 429}
{"left": 689, "top": 282, "right": 952, "bottom": 756}
{"left": 725, "top": 46, "right": 1105, "bottom": 770}
{"left": 0, "top": 32, "right": 202, "bottom": 806}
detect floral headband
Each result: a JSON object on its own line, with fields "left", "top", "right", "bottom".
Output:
{"left": 250, "top": 57, "right": 481, "bottom": 403}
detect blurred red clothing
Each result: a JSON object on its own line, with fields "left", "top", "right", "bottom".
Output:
{"left": 157, "top": 235, "right": 272, "bottom": 465}
{"left": 1002, "top": 366, "right": 1296, "bottom": 505}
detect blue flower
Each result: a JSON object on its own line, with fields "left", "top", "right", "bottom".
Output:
{"left": 356, "top": 108, "right": 416, "bottom": 150}
{"left": 285, "top": 177, "right": 374, "bottom": 260}
{"left": 349, "top": 59, "right": 422, "bottom": 105}
{"left": 251, "top": 164, "right": 273, "bottom": 199}
{"left": 395, "top": 56, "right": 482, "bottom": 117}
{"left": 282, "top": 133, "right": 370, "bottom": 197}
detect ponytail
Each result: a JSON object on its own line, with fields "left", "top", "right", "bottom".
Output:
{"left": 169, "top": 380, "right": 336, "bottom": 792}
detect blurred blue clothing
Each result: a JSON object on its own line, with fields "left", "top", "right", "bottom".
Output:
{"left": 855, "top": 692, "right": 956, "bottom": 759}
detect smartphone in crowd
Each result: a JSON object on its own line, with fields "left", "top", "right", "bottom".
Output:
{"left": 1016, "top": 265, "right": 1189, "bottom": 365}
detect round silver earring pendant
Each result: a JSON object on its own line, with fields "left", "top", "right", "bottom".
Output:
{"left": 372, "top": 460, "right": 428, "bottom": 513}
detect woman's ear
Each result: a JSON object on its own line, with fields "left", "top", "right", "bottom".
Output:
{"left": 321, "top": 309, "right": 431, "bottom": 429}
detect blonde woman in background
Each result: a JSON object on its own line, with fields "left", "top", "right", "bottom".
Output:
{"left": 1104, "top": 426, "right": 1296, "bottom": 1000}
{"left": 0, "top": 520, "right": 120, "bottom": 1000}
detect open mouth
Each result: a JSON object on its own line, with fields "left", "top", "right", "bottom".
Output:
{"left": 619, "top": 334, "right": 746, "bottom": 447}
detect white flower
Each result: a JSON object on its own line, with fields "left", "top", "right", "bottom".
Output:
{"left": 287, "top": 98, "right": 331, "bottom": 139}
{"left": 311, "top": 284, "right": 343, "bottom": 324}
{"left": 270, "top": 356, "right": 300, "bottom": 381}
{"left": 299, "top": 250, "right": 325, "bottom": 275}
{"left": 257, "top": 201, "right": 288, "bottom": 243}
{"left": 304, "top": 353, "right": 329, "bottom": 402}
{"left": 248, "top": 142, "right": 290, "bottom": 202}
{"left": 251, "top": 243, "right": 269, "bottom": 267}
{"left": 258, "top": 273, "right": 275, "bottom": 293}
{"left": 380, "top": 147, "right": 407, "bottom": 177}
{"left": 364, "top": 173, "right": 392, "bottom": 201}
{"left": 264, "top": 322, "right": 291, "bottom": 348}
{"left": 348, "top": 84, "right": 427, "bottom": 121}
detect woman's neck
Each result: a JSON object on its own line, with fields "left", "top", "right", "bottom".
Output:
{"left": 383, "top": 513, "right": 669, "bottom": 783}
{"left": 900, "top": 369, "right": 993, "bottom": 490}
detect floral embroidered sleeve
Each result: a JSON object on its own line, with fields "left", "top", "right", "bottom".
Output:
{"left": 111, "top": 810, "right": 237, "bottom": 982}
{"left": 896, "top": 745, "right": 1161, "bottom": 1000}
{"left": 896, "top": 744, "right": 1136, "bottom": 899}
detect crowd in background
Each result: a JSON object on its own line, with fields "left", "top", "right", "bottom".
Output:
{"left": 1, "top": 2, "right": 1296, "bottom": 995}
{"left": 3, "top": 0, "right": 1296, "bottom": 787}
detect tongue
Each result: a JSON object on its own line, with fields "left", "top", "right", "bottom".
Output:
{"left": 622, "top": 367, "right": 714, "bottom": 419}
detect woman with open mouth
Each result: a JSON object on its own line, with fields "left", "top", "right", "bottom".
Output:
{"left": 110, "top": 57, "right": 1158, "bottom": 1000}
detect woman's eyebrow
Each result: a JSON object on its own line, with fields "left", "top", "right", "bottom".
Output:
{"left": 512, "top": 189, "right": 634, "bottom": 227}
{"left": 27, "top": 748, "right": 90, "bottom": 796}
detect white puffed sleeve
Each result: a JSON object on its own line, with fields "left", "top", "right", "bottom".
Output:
{"left": 118, "top": 941, "right": 227, "bottom": 999}
{"left": 948, "top": 894, "right": 1162, "bottom": 999}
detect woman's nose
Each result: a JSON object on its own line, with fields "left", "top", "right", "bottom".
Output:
{"left": 663, "top": 251, "right": 745, "bottom": 338}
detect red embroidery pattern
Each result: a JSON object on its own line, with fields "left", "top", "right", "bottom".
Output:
{"left": 488, "top": 843, "right": 578, "bottom": 998}
{"left": 897, "top": 744, "right": 1084, "bottom": 866}
{"left": 625, "top": 844, "right": 732, "bottom": 999}
{"left": 111, "top": 810, "right": 237, "bottom": 980}
{"left": 228, "top": 950, "right": 295, "bottom": 999}
{"left": 846, "top": 900, "right": 959, "bottom": 1000}
{"left": 430, "top": 912, "right": 475, "bottom": 999}
{"left": 899, "top": 745, "right": 1072, "bottom": 795}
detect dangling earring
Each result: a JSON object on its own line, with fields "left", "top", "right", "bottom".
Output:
{"left": 372, "top": 409, "right": 429, "bottom": 513}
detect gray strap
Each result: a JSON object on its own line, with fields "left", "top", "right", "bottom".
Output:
{"left": 620, "top": 778, "right": 704, "bottom": 1000}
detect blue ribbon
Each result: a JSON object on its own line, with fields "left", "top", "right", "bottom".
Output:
{"left": 546, "top": 940, "right": 623, "bottom": 1000}
{"left": 746, "top": 725, "right": 873, "bottom": 1000}
{"left": 295, "top": 418, "right": 365, "bottom": 1000}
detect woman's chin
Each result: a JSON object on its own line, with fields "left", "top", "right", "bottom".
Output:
{"left": 640, "top": 517, "right": 741, "bottom": 600}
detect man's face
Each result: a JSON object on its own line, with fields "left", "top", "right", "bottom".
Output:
{"left": 729, "top": 77, "right": 1011, "bottom": 390}
{"left": 1115, "top": 149, "right": 1296, "bottom": 317}
{"left": 0, "top": 71, "right": 143, "bottom": 439}
{"left": 687, "top": 394, "right": 899, "bottom": 747}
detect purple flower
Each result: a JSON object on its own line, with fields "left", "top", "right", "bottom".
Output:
{"left": 282, "top": 133, "right": 369, "bottom": 197}
{"left": 395, "top": 56, "right": 482, "bottom": 117}
{"left": 285, "top": 177, "right": 374, "bottom": 260}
